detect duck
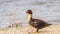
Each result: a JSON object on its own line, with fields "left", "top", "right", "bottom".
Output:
{"left": 26, "top": 9, "right": 52, "bottom": 32}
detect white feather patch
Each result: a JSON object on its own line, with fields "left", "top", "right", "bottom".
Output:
{"left": 34, "top": 21, "right": 37, "bottom": 23}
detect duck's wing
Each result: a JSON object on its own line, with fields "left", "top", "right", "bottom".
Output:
{"left": 33, "top": 19, "right": 52, "bottom": 28}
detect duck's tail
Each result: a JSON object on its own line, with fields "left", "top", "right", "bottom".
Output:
{"left": 46, "top": 24, "right": 52, "bottom": 26}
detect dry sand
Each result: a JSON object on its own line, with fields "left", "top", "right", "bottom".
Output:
{"left": 0, "top": 24, "right": 60, "bottom": 34}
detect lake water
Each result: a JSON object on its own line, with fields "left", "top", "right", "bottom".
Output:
{"left": 0, "top": 0, "right": 60, "bottom": 28}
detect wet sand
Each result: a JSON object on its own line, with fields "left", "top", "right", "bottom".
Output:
{"left": 0, "top": 24, "right": 60, "bottom": 34}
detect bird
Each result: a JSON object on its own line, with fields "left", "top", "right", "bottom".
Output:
{"left": 26, "top": 9, "right": 52, "bottom": 32}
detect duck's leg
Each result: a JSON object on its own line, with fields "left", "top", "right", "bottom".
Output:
{"left": 36, "top": 28, "right": 39, "bottom": 32}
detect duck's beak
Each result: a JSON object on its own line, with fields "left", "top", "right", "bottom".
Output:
{"left": 26, "top": 11, "right": 28, "bottom": 14}
{"left": 26, "top": 12, "right": 27, "bottom": 13}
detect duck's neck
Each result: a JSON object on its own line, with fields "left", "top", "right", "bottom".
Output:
{"left": 28, "top": 14, "right": 32, "bottom": 22}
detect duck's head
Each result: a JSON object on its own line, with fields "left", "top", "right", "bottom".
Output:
{"left": 26, "top": 9, "right": 32, "bottom": 14}
{"left": 26, "top": 9, "right": 32, "bottom": 21}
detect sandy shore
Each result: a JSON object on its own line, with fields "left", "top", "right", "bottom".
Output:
{"left": 0, "top": 24, "right": 60, "bottom": 34}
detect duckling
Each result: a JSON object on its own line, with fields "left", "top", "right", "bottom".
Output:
{"left": 26, "top": 9, "right": 52, "bottom": 32}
